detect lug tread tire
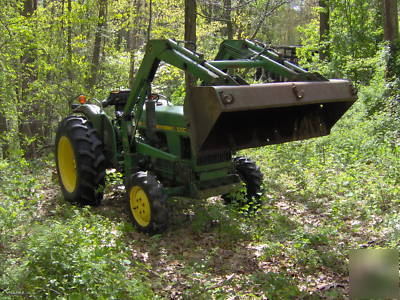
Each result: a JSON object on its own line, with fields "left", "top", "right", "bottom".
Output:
{"left": 223, "top": 156, "right": 264, "bottom": 207}
{"left": 55, "top": 116, "right": 106, "bottom": 206}
{"left": 126, "top": 172, "right": 169, "bottom": 234}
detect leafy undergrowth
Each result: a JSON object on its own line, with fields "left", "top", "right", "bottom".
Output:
{"left": 0, "top": 159, "right": 153, "bottom": 299}
{"left": 1, "top": 101, "right": 400, "bottom": 299}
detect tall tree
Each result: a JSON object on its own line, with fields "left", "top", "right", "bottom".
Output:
{"left": 383, "top": 0, "right": 399, "bottom": 77}
{"left": 185, "top": 0, "right": 197, "bottom": 90}
{"left": 67, "top": 0, "right": 72, "bottom": 82}
{"left": 128, "top": 0, "right": 145, "bottom": 83}
{"left": 147, "top": 0, "right": 153, "bottom": 42}
{"left": 19, "top": 0, "right": 40, "bottom": 158}
{"left": 87, "top": 0, "right": 107, "bottom": 90}
{"left": 383, "top": 0, "right": 399, "bottom": 44}
{"left": 0, "top": 115, "right": 7, "bottom": 158}
{"left": 319, "top": 0, "right": 330, "bottom": 60}
{"left": 223, "top": 0, "right": 233, "bottom": 39}
{"left": 22, "top": 0, "right": 37, "bottom": 16}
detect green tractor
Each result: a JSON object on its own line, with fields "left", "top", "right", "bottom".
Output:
{"left": 55, "top": 39, "right": 357, "bottom": 233}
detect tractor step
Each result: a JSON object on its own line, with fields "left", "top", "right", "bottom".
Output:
{"left": 190, "top": 174, "right": 241, "bottom": 199}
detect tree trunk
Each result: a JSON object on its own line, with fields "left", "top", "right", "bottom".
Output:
{"left": 0, "top": 115, "right": 7, "bottom": 159}
{"left": 383, "top": 0, "right": 399, "bottom": 43}
{"left": 7, "top": 113, "right": 21, "bottom": 158}
{"left": 383, "top": 0, "right": 399, "bottom": 78}
{"left": 87, "top": 0, "right": 107, "bottom": 90}
{"left": 67, "top": 0, "right": 72, "bottom": 70}
{"left": 223, "top": 0, "right": 233, "bottom": 39}
{"left": 319, "top": 0, "right": 330, "bottom": 61}
{"left": 147, "top": 0, "right": 153, "bottom": 42}
{"left": 128, "top": 0, "right": 144, "bottom": 83}
{"left": 19, "top": 0, "right": 39, "bottom": 159}
{"left": 66, "top": 0, "right": 74, "bottom": 110}
{"left": 22, "top": 0, "right": 37, "bottom": 16}
{"left": 184, "top": 0, "right": 197, "bottom": 91}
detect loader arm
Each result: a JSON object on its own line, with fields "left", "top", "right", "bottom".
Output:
{"left": 123, "top": 39, "right": 240, "bottom": 119}
{"left": 120, "top": 39, "right": 240, "bottom": 173}
{"left": 214, "top": 40, "right": 327, "bottom": 81}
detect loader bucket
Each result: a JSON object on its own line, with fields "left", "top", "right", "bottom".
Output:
{"left": 184, "top": 79, "right": 357, "bottom": 155}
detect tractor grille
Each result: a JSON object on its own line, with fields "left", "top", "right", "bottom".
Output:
{"left": 197, "top": 151, "right": 231, "bottom": 165}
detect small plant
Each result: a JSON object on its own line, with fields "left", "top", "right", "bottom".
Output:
{"left": 1, "top": 209, "right": 153, "bottom": 299}
{"left": 248, "top": 272, "right": 303, "bottom": 298}
{"left": 105, "top": 168, "right": 124, "bottom": 186}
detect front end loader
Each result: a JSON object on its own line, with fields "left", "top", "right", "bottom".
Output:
{"left": 55, "top": 39, "right": 357, "bottom": 233}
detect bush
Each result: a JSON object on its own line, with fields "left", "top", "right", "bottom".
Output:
{"left": 2, "top": 210, "right": 153, "bottom": 299}
{"left": 0, "top": 160, "right": 153, "bottom": 299}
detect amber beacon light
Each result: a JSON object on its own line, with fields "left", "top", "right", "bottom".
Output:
{"left": 78, "top": 95, "right": 87, "bottom": 104}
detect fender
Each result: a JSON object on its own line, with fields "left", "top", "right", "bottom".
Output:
{"left": 74, "top": 104, "right": 118, "bottom": 167}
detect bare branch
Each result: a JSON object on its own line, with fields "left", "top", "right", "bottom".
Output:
{"left": 197, "top": 11, "right": 231, "bottom": 23}
{"left": 250, "top": 0, "right": 290, "bottom": 40}
{"left": 197, "top": 0, "right": 257, "bottom": 11}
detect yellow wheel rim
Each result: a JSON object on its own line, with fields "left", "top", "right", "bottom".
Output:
{"left": 58, "top": 136, "right": 77, "bottom": 193}
{"left": 129, "top": 186, "right": 151, "bottom": 227}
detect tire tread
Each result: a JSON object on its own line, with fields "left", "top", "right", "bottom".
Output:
{"left": 55, "top": 115, "right": 106, "bottom": 206}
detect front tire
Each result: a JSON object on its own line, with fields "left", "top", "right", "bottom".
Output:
{"left": 55, "top": 116, "right": 106, "bottom": 206}
{"left": 223, "top": 156, "right": 264, "bottom": 208}
{"left": 126, "top": 172, "right": 169, "bottom": 233}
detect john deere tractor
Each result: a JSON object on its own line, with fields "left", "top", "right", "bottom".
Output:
{"left": 55, "top": 39, "right": 357, "bottom": 233}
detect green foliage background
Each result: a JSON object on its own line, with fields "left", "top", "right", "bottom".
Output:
{"left": 1, "top": 0, "right": 400, "bottom": 298}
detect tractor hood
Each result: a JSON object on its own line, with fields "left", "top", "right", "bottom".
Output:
{"left": 140, "top": 105, "right": 188, "bottom": 133}
{"left": 184, "top": 79, "right": 357, "bottom": 155}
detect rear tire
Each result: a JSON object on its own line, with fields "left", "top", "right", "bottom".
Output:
{"left": 223, "top": 156, "right": 264, "bottom": 208}
{"left": 126, "top": 172, "right": 169, "bottom": 234}
{"left": 55, "top": 116, "right": 106, "bottom": 206}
